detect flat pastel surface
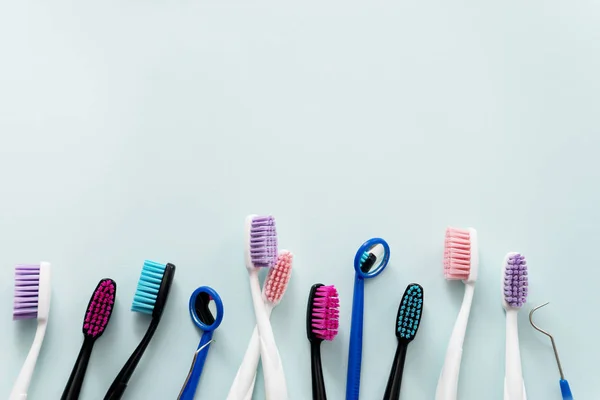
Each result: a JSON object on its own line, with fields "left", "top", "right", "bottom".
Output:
{"left": 1, "top": 2, "right": 599, "bottom": 399}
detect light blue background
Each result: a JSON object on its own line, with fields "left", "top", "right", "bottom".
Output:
{"left": 1, "top": 1, "right": 599, "bottom": 399}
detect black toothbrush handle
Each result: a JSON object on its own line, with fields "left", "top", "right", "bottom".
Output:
{"left": 383, "top": 341, "right": 408, "bottom": 400}
{"left": 103, "top": 320, "right": 159, "bottom": 400}
{"left": 61, "top": 337, "right": 95, "bottom": 400}
{"left": 310, "top": 341, "right": 327, "bottom": 400}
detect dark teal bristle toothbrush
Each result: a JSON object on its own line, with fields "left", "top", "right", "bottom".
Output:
{"left": 382, "top": 283, "right": 424, "bottom": 400}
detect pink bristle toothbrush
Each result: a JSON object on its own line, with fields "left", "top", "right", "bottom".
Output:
{"left": 10, "top": 262, "right": 52, "bottom": 400}
{"left": 306, "top": 284, "right": 340, "bottom": 400}
{"left": 227, "top": 250, "right": 293, "bottom": 400}
{"left": 243, "top": 214, "right": 288, "bottom": 400}
{"left": 62, "top": 279, "right": 117, "bottom": 400}
{"left": 435, "top": 227, "right": 478, "bottom": 400}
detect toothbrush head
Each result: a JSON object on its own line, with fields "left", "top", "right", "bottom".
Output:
{"left": 83, "top": 279, "right": 116, "bottom": 340}
{"left": 131, "top": 260, "right": 176, "bottom": 320}
{"left": 13, "top": 262, "right": 51, "bottom": 321}
{"left": 245, "top": 215, "right": 278, "bottom": 269}
{"left": 358, "top": 242, "right": 385, "bottom": 273}
{"left": 306, "top": 284, "right": 340, "bottom": 342}
{"left": 502, "top": 253, "right": 528, "bottom": 310}
{"left": 396, "top": 283, "right": 424, "bottom": 343}
{"left": 263, "top": 250, "right": 293, "bottom": 305}
{"left": 443, "top": 227, "right": 478, "bottom": 283}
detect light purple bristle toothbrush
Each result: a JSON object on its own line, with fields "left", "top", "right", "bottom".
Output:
{"left": 244, "top": 215, "right": 288, "bottom": 400}
{"left": 10, "top": 262, "right": 52, "bottom": 400}
{"left": 502, "top": 252, "right": 529, "bottom": 400}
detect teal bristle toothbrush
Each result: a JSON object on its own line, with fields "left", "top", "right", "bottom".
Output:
{"left": 10, "top": 262, "right": 52, "bottom": 400}
{"left": 103, "top": 260, "right": 175, "bottom": 400}
{"left": 383, "top": 283, "right": 424, "bottom": 400}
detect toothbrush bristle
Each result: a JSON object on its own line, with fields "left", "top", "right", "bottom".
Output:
{"left": 397, "top": 284, "right": 424, "bottom": 341}
{"left": 443, "top": 227, "right": 472, "bottom": 280}
{"left": 13, "top": 264, "right": 41, "bottom": 320}
{"left": 503, "top": 253, "right": 528, "bottom": 308}
{"left": 131, "top": 260, "right": 167, "bottom": 314}
{"left": 311, "top": 285, "right": 340, "bottom": 341}
{"left": 249, "top": 215, "right": 278, "bottom": 268}
{"left": 83, "top": 279, "right": 116, "bottom": 338}
{"left": 264, "top": 251, "right": 293, "bottom": 304}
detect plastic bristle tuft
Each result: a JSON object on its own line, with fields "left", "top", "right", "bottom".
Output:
{"left": 264, "top": 251, "right": 293, "bottom": 304}
{"left": 311, "top": 285, "right": 340, "bottom": 341}
{"left": 504, "top": 254, "right": 528, "bottom": 308}
{"left": 249, "top": 215, "right": 278, "bottom": 268}
{"left": 359, "top": 252, "right": 368, "bottom": 265}
{"left": 443, "top": 227, "right": 472, "bottom": 280}
{"left": 397, "top": 284, "right": 424, "bottom": 341}
{"left": 83, "top": 279, "right": 116, "bottom": 338}
{"left": 13, "top": 264, "right": 41, "bottom": 320}
{"left": 131, "top": 260, "right": 166, "bottom": 314}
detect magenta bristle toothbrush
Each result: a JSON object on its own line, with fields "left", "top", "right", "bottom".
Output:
{"left": 227, "top": 250, "right": 293, "bottom": 400}
{"left": 306, "top": 284, "right": 340, "bottom": 400}
{"left": 62, "top": 279, "right": 117, "bottom": 400}
{"left": 502, "top": 252, "right": 529, "bottom": 400}
{"left": 10, "top": 262, "right": 52, "bottom": 400}
{"left": 243, "top": 214, "right": 288, "bottom": 400}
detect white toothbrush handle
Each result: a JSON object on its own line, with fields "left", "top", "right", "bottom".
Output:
{"left": 227, "top": 303, "right": 274, "bottom": 400}
{"left": 435, "top": 282, "right": 475, "bottom": 400}
{"left": 248, "top": 270, "right": 288, "bottom": 400}
{"left": 9, "top": 320, "right": 48, "bottom": 400}
{"left": 504, "top": 309, "right": 526, "bottom": 400}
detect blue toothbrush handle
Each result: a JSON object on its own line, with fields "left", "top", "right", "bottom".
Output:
{"left": 560, "top": 379, "right": 573, "bottom": 400}
{"left": 346, "top": 276, "right": 365, "bottom": 400}
{"left": 179, "top": 331, "right": 214, "bottom": 400}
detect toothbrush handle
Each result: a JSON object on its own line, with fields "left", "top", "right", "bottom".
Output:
{"left": 560, "top": 379, "right": 573, "bottom": 400}
{"left": 249, "top": 270, "right": 288, "bottom": 400}
{"left": 382, "top": 341, "right": 408, "bottom": 400}
{"left": 310, "top": 341, "right": 327, "bottom": 400}
{"left": 104, "top": 320, "right": 159, "bottom": 400}
{"left": 346, "top": 275, "right": 365, "bottom": 400}
{"left": 61, "top": 337, "right": 95, "bottom": 400}
{"left": 9, "top": 320, "right": 48, "bottom": 400}
{"left": 227, "top": 304, "right": 274, "bottom": 400}
{"left": 178, "top": 331, "right": 214, "bottom": 400}
{"left": 504, "top": 310, "right": 525, "bottom": 400}
{"left": 435, "top": 283, "right": 475, "bottom": 400}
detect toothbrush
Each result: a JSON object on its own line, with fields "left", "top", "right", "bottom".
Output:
{"left": 502, "top": 253, "right": 529, "bottom": 400}
{"left": 104, "top": 260, "right": 175, "bottom": 400}
{"left": 227, "top": 250, "right": 293, "bottom": 400}
{"left": 435, "top": 227, "right": 478, "bottom": 400}
{"left": 62, "top": 279, "right": 117, "bottom": 400}
{"left": 10, "top": 262, "right": 51, "bottom": 400}
{"left": 383, "top": 283, "right": 424, "bottom": 400}
{"left": 306, "top": 284, "right": 340, "bottom": 400}
{"left": 244, "top": 215, "right": 288, "bottom": 400}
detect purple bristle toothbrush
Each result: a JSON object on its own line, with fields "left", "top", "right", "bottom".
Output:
{"left": 244, "top": 214, "right": 288, "bottom": 400}
{"left": 10, "top": 262, "right": 52, "bottom": 400}
{"left": 62, "top": 279, "right": 117, "bottom": 400}
{"left": 502, "top": 253, "right": 529, "bottom": 400}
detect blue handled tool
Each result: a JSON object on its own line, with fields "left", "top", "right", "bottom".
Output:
{"left": 346, "top": 238, "right": 390, "bottom": 400}
{"left": 529, "top": 302, "right": 573, "bottom": 400}
{"left": 178, "top": 286, "right": 224, "bottom": 400}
